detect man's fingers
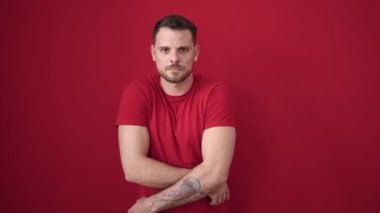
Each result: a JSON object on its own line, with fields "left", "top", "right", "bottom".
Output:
{"left": 209, "top": 183, "right": 231, "bottom": 206}
{"left": 209, "top": 192, "right": 224, "bottom": 206}
{"left": 219, "top": 192, "right": 225, "bottom": 204}
{"left": 213, "top": 195, "right": 221, "bottom": 206}
{"left": 221, "top": 190, "right": 227, "bottom": 204}
{"left": 209, "top": 194, "right": 217, "bottom": 205}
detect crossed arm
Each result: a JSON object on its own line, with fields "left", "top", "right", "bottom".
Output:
{"left": 118, "top": 125, "right": 236, "bottom": 212}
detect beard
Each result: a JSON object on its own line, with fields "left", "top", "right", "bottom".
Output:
{"left": 159, "top": 64, "right": 192, "bottom": 84}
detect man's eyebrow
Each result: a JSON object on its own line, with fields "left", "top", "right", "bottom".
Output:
{"left": 158, "top": 46, "right": 191, "bottom": 49}
{"left": 177, "top": 46, "right": 191, "bottom": 49}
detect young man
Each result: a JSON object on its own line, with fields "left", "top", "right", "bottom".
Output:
{"left": 116, "top": 15, "right": 236, "bottom": 213}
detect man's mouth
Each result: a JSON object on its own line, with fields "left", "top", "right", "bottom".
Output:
{"left": 165, "top": 66, "right": 184, "bottom": 71}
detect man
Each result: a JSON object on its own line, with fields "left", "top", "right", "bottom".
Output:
{"left": 116, "top": 15, "right": 236, "bottom": 213}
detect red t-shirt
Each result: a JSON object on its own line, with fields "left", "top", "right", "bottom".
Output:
{"left": 116, "top": 74, "right": 236, "bottom": 212}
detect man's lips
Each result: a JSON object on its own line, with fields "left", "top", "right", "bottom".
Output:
{"left": 165, "top": 66, "right": 184, "bottom": 71}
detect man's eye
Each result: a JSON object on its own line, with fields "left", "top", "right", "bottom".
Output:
{"left": 160, "top": 48, "right": 170, "bottom": 54}
{"left": 179, "top": 48, "right": 189, "bottom": 54}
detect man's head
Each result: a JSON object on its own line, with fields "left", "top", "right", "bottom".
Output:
{"left": 151, "top": 15, "right": 199, "bottom": 84}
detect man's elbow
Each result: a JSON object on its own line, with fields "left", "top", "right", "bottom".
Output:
{"left": 122, "top": 163, "right": 140, "bottom": 183}
{"left": 121, "top": 154, "right": 149, "bottom": 184}
{"left": 124, "top": 171, "right": 135, "bottom": 183}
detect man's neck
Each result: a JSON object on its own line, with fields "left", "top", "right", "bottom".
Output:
{"left": 160, "top": 75, "right": 194, "bottom": 96}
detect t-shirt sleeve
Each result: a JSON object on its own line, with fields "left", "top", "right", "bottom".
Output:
{"left": 204, "top": 82, "right": 237, "bottom": 129}
{"left": 115, "top": 81, "right": 149, "bottom": 127}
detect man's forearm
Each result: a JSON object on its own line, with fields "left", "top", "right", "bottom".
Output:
{"left": 125, "top": 156, "right": 190, "bottom": 189}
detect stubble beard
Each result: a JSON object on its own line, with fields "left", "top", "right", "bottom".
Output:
{"left": 159, "top": 68, "right": 192, "bottom": 84}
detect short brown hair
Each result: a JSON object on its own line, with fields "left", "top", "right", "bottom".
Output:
{"left": 153, "top": 15, "right": 197, "bottom": 44}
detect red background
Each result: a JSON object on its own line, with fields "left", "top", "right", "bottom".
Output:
{"left": 1, "top": 0, "right": 379, "bottom": 212}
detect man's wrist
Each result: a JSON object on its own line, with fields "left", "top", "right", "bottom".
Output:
{"left": 145, "top": 196, "right": 161, "bottom": 213}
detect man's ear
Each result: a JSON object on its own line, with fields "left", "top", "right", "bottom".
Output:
{"left": 194, "top": 44, "right": 200, "bottom": 62}
{"left": 150, "top": 44, "right": 156, "bottom": 61}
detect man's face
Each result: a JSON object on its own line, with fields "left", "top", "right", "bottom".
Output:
{"left": 151, "top": 27, "right": 199, "bottom": 84}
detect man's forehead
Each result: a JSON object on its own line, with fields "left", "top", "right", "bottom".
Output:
{"left": 156, "top": 45, "right": 192, "bottom": 49}
{"left": 155, "top": 27, "right": 194, "bottom": 44}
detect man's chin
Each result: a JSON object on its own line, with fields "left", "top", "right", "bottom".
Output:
{"left": 161, "top": 73, "right": 191, "bottom": 84}
{"left": 164, "top": 77, "right": 185, "bottom": 84}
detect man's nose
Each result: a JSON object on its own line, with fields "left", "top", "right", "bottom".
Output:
{"left": 169, "top": 51, "right": 180, "bottom": 63}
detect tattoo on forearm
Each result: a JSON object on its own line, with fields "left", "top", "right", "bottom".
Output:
{"left": 177, "top": 177, "right": 201, "bottom": 197}
{"left": 161, "top": 176, "right": 201, "bottom": 200}
{"left": 150, "top": 177, "right": 206, "bottom": 211}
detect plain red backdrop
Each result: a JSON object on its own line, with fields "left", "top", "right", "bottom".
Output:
{"left": 1, "top": 0, "right": 379, "bottom": 212}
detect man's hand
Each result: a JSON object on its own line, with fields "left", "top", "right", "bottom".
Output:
{"left": 128, "top": 197, "right": 156, "bottom": 213}
{"left": 208, "top": 182, "right": 230, "bottom": 206}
